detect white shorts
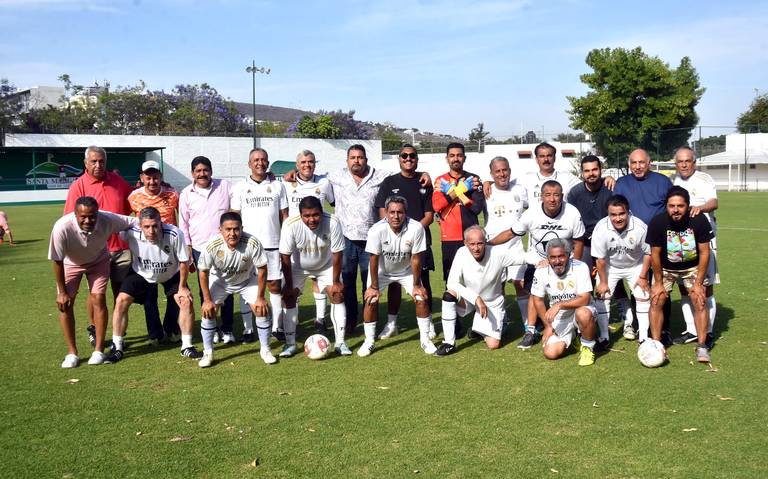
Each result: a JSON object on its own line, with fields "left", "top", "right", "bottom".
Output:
{"left": 606, "top": 263, "right": 650, "bottom": 300}
{"left": 368, "top": 270, "right": 419, "bottom": 297}
{"left": 264, "top": 249, "right": 282, "bottom": 282}
{"left": 293, "top": 267, "right": 334, "bottom": 294}
{"left": 544, "top": 304, "right": 597, "bottom": 348}
{"left": 503, "top": 241, "right": 526, "bottom": 282}
{"left": 456, "top": 295, "right": 506, "bottom": 341}
{"left": 209, "top": 273, "right": 262, "bottom": 306}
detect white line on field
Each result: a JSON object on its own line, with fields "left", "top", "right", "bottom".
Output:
{"left": 718, "top": 227, "right": 768, "bottom": 232}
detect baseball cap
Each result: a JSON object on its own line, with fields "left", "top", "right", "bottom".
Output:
{"left": 141, "top": 160, "right": 161, "bottom": 173}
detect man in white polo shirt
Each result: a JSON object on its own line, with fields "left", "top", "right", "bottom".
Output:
{"left": 197, "top": 212, "right": 272, "bottom": 367}
{"left": 107, "top": 207, "right": 200, "bottom": 363}
{"left": 519, "top": 142, "right": 581, "bottom": 206}
{"left": 231, "top": 148, "right": 289, "bottom": 343}
{"left": 359, "top": 195, "right": 435, "bottom": 357}
{"left": 279, "top": 196, "right": 350, "bottom": 357}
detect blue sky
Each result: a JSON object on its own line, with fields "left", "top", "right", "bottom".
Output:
{"left": 1, "top": 0, "right": 766, "bottom": 138}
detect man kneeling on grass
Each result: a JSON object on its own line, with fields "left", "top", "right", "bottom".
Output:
{"left": 530, "top": 238, "right": 598, "bottom": 366}
{"left": 108, "top": 207, "right": 201, "bottom": 363}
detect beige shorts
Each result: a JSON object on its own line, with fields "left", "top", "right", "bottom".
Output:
{"left": 109, "top": 249, "right": 132, "bottom": 284}
{"left": 657, "top": 266, "right": 712, "bottom": 293}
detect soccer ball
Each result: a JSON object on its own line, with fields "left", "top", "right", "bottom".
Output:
{"left": 637, "top": 339, "right": 667, "bottom": 368}
{"left": 304, "top": 334, "right": 331, "bottom": 360}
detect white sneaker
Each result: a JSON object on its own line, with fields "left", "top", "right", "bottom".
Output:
{"left": 427, "top": 321, "right": 437, "bottom": 340}
{"left": 377, "top": 323, "right": 398, "bottom": 340}
{"left": 623, "top": 324, "right": 636, "bottom": 341}
{"left": 61, "top": 354, "right": 79, "bottom": 368}
{"left": 221, "top": 332, "right": 236, "bottom": 344}
{"left": 357, "top": 340, "right": 375, "bottom": 357}
{"left": 198, "top": 351, "right": 214, "bottom": 368}
{"left": 87, "top": 351, "right": 106, "bottom": 365}
{"left": 260, "top": 348, "right": 277, "bottom": 365}
{"left": 212, "top": 330, "right": 221, "bottom": 344}
{"left": 421, "top": 341, "right": 438, "bottom": 355}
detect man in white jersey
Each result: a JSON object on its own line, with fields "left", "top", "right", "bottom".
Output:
{"left": 434, "top": 226, "right": 525, "bottom": 355}
{"left": 489, "top": 180, "right": 586, "bottom": 349}
{"left": 107, "top": 207, "right": 201, "bottom": 363}
{"left": 591, "top": 195, "right": 652, "bottom": 346}
{"left": 358, "top": 196, "right": 435, "bottom": 356}
{"left": 671, "top": 146, "right": 718, "bottom": 348}
{"left": 197, "top": 212, "right": 273, "bottom": 367}
{"left": 483, "top": 156, "right": 529, "bottom": 333}
{"left": 531, "top": 238, "right": 598, "bottom": 366}
{"left": 279, "top": 196, "right": 350, "bottom": 357}
{"left": 284, "top": 150, "right": 335, "bottom": 333}
{"left": 230, "top": 148, "right": 289, "bottom": 343}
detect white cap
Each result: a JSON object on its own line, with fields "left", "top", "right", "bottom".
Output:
{"left": 141, "top": 160, "right": 161, "bottom": 172}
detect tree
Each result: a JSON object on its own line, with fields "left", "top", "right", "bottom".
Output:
{"left": 468, "top": 122, "right": 491, "bottom": 151}
{"left": 567, "top": 47, "right": 705, "bottom": 166}
{"left": 380, "top": 129, "right": 404, "bottom": 152}
{"left": 554, "top": 132, "right": 587, "bottom": 142}
{"left": 692, "top": 134, "right": 726, "bottom": 156}
{"left": 294, "top": 114, "right": 341, "bottom": 138}
{"left": 737, "top": 94, "right": 768, "bottom": 133}
{"left": 0, "top": 78, "right": 23, "bottom": 145}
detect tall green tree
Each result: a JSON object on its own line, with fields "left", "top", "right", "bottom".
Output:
{"left": 554, "top": 132, "right": 587, "bottom": 142}
{"left": 294, "top": 114, "right": 341, "bottom": 139}
{"left": 568, "top": 47, "right": 705, "bottom": 166}
{"left": 737, "top": 94, "right": 768, "bottom": 133}
{"left": 0, "top": 78, "right": 23, "bottom": 145}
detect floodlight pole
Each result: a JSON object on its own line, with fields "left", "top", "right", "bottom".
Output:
{"left": 245, "top": 61, "right": 271, "bottom": 149}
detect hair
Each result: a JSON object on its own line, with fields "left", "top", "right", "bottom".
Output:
{"left": 463, "top": 224, "right": 486, "bottom": 242}
{"left": 139, "top": 207, "right": 161, "bottom": 222}
{"left": 249, "top": 148, "right": 268, "bottom": 159}
{"left": 75, "top": 196, "right": 98, "bottom": 210}
{"left": 400, "top": 144, "right": 417, "bottom": 153}
{"left": 489, "top": 156, "right": 509, "bottom": 170}
{"left": 220, "top": 211, "right": 242, "bottom": 225}
{"left": 534, "top": 142, "right": 556, "bottom": 157}
{"left": 546, "top": 238, "right": 572, "bottom": 255}
{"left": 606, "top": 194, "right": 630, "bottom": 211}
{"left": 296, "top": 149, "right": 316, "bottom": 161}
{"left": 674, "top": 146, "right": 696, "bottom": 160}
{"left": 84, "top": 146, "right": 107, "bottom": 161}
{"left": 446, "top": 142, "right": 465, "bottom": 155}
{"left": 540, "top": 180, "right": 563, "bottom": 194}
{"left": 191, "top": 156, "right": 212, "bottom": 171}
{"left": 666, "top": 185, "right": 690, "bottom": 205}
{"left": 580, "top": 154, "right": 602, "bottom": 169}
{"left": 384, "top": 195, "right": 408, "bottom": 212}
{"left": 299, "top": 195, "right": 322, "bottom": 213}
{"left": 347, "top": 144, "right": 366, "bottom": 158}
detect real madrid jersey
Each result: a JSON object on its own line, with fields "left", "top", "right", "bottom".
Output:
{"left": 531, "top": 259, "right": 593, "bottom": 306}
{"left": 230, "top": 176, "right": 288, "bottom": 248}
{"left": 484, "top": 182, "right": 528, "bottom": 243}
{"left": 279, "top": 213, "right": 345, "bottom": 272}
{"left": 519, "top": 170, "right": 581, "bottom": 206}
{"left": 512, "top": 203, "right": 585, "bottom": 265}
{"left": 365, "top": 218, "right": 426, "bottom": 276}
{"left": 121, "top": 224, "right": 188, "bottom": 284}
{"left": 198, "top": 232, "right": 267, "bottom": 286}
{"left": 590, "top": 215, "right": 650, "bottom": 269}
{"left": 447, "top": 244, "right": 524, "bottom": 305}
{"left": 285, "top": 174, "right": 335, "bottom": 217}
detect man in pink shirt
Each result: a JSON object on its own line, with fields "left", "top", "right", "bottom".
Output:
{"left": 179, "top": 156, "right": 235, "bottom": 342}
{"left": 49, "top": 196, "right": 136, "bottom": 368}
{"left": 64, "top": 146, "right": 134, "bottom": 345}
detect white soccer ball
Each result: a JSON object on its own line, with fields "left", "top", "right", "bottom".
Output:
{"left": 637, "top": 339, "right": 667, "bottom": 368}
{"left": 304, "top": 334, "right": 331, "bottom": 360}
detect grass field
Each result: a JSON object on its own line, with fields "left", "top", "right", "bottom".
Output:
{"left": 1, "top": 193, "right": 767, "bottom": 478}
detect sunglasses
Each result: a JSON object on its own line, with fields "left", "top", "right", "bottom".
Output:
{"left": 399, "top": 152, "right": 418, "bottom": 160}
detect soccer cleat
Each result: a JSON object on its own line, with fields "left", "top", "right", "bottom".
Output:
{"left": 87, "top": 351, "right": 106, "bottom": 365}
{"left": 335, "top": 342, "right": 352, "bottom": 356}
{"left": 86, "top": 325, "right": 96, "bottom": 347}
{"left": 695, "top": 346, "right": 711, "bottom": 363}
{"left": 181, "top": 346, "right": 203, "bottom": 359}
{"left": 272, "top": 330, "right": 286, "bottom": 342}
{"left": 622, "top": 324, "right": 636, "bottom": 341}
{"left": 595, "top": 338, "right": 610, "bottom": 353}
{"left": 61, "top": 354, "right": 79, "bottom": 368}
{"left": 434, "top": 342, "right": 456, "bottom": 356}
{"left": 105, "top": 349, "right": 125, "bottom": 363}
{"left": 313, "top": 318, "right": 327, "bottom": 333}
{"left": 212, "top": 329, "right": 222, "bottom": 344}
{"left": 377, "top": 323, "right": 398, "bottom": 340}
{"left": 357, "top": 340, "right": 375, "bottom": 357}
{"left": 421, "top": 341, "right": 438, "bottom": 355}
{"left": 578, "top": 346, "right": 595, "bottom": 366}
{"left": 517, "top": 331, "right": 538, "bottom": 350}
{"left": 241, "top": 332, "right": 255, "bottom": 344}
{"left": 198, "top": 351, "right": 214, "bottom": 368}
{"left": 427, "top": 321, "right": 437, "bottom": 340}
{"left": 278, "top": 344, "right": 298, "bottom": 358}
{"left": 221, "top": 332, "right": 236, "bottom": 344}
{"left": 673, "top": 332, "right": 698, "bottom": 345}
{"left": 260, "top": 348, "right": 278, "bottom": 365}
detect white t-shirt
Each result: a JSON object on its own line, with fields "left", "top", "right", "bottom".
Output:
{"left": 121, "top": 224, "right": 188, "bottom": 284}
{"left": 365, "top": 218, "right": 427, "bottom": 276}
{"left": 531, "top": 259, "right": 593, "bottom": 306}
{"left": 446, "top": 244, "right": 524, "bottom": 305}
{"left": 519, "top": 170, "right": 581, "bottom": 206}
{"left": 279, "top": 213, "right": 345, "bottom": 272}
{"left": 285, "top": 174, "right": 335, "bottom": 217}
{"left": 672, "top": 170, "right": 717, "bottom": 231}
{"left": 230, "top": 176, "right": 288, "bottom": 248}
{"left": 198, "top": 232, "right": 267, "bottom": 286}
{"left": 512, "top": 203, "right": 586, "bottom": 265}
{"left": 590, "top": 215, "right": 650, "bottom": 269}
{"left": 484, "top": 181, "right": 528, "bottom": 244}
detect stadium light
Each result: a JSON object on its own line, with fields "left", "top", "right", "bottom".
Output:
{"left": 245, "top": 61, "right": 271, "bottom": 149}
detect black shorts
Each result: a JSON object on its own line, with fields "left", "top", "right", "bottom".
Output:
{"left": 120, "top": 269, "right": 180, "bottom": 305}
{"left": 441, "top": 241, "right": 464, "bottom": 281}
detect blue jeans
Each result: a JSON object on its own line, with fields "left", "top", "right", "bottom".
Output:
{"left": 192, "top": 248, "right": 234, "bottom": 333}
{"left": 342, "top": 237, "right": 369, "bottom": 328}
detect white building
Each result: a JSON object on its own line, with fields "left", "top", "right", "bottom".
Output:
{"left": 695, "top": 133, "right": 768, "bottom": 191}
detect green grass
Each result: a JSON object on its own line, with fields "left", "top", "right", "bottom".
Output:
{"left": 1, "top": 193, "right": 767, "bottom": 478}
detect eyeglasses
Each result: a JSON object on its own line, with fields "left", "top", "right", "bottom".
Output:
{"left": 400, "top": 152, "right": 418, "bottom": 160}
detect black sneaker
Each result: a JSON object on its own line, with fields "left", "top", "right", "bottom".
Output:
{"left": 272, "top": 330, "right": 286, "bottom": 342}
{"left": 181, "top": 346, "right": 203, "bottom": 359}
{"left": 242, "top": 332, "right": 255, "bottom": 344}
{"left": 87, "top": 325, "right": 96, "bottom": 347}
{"left": 105, "top": 349, "right": 125, "bottom": 363}
{"left": 434, "top": 342, "right": 456, "bottom": 356}
{"left": 595, "top": 338, "right": 610, "bottom": 353}
{"left": 313, "top": 318, "right": 327, "bottom": 333}
{"left": 673, "top": 331, "right": 698, "bottom": 345}
{"left": 517, "top": 331, "right": 538, "bottom": 349}
{"left": 661, "top": 331, "right": 673, "bottom": 348}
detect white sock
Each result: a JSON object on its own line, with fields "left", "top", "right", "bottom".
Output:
{"left": 441, "top": 300, "right": 457, "bottom": 345}
{"left": 181, "top": 334, "right": 193, "bottom": 350}
{"left": 284, "top": 307, "right": 298, "bottom": 346}
{"left": 596, "top": 298, "right": 610, "bottom": 340}
{"left": 201, "top": 318, "right": 216, "bottom": 352}
{"left": 330, "top": 303, "right": 346, "bottom": 343}
{"left": 618, "top": 298, "right": 633, "bottom": 326}
{"left": 363, "top": 322, "right": 376, "bottom": 343}
{"left": 707, "top": 296, "right": 716, "bottom": 333}
{"left": 636, "top": 299, "right": 650, "bottom": 342}
{"left": 680, "top": 296, "right": 695, "bottom": 334}
{"left": 240, "top": 297, "right": 253, "bottom": 333}
{"left": 517, "top": 297, "right": 529, "bottom": 332}
{"left": 270, "top": 293, "right": 283, "bottom": 332}
{"left": 255, "top": 316, "right": 271, "bottom": 346}
{"left": 581, "top": 337, "right": 596, "bottom": 350}
{"left": 416, "top": 316, "right": 431, "bottom": 343}
{"left": 112, "top": 335, "right": 124, "bottom": 351}
{"left": 386, "top": 314, "right": 397, "bottom": 328}
{"left": 314, "top": 292, "right": 326, "bottom": 320}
